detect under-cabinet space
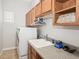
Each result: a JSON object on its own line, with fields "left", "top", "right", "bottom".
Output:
{"left": 56, "top": 8, "right": 76, "bottom": 23}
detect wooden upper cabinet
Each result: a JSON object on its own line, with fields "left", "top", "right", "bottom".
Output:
{"left": 26, "top": 0, "right": 79, "bottom": 26}
{"left": 41, "top": 0, "right": 52, "bottom": 13}
{"left": 35, "top": 3, "right": 42, "bottom": 17}
{"left": 31, "top": 8, "right": 35, "bottom": 22}
{"left": 26, "top": 11, "right": 31, "bottom": 26}
{"left": 52, "top": 0, "right": 79, "bottom": 26}
{"left": 26, "top": 7, "right": 36, "bottom": 26}
{"left": 76, "top": 0, "right": 79, "bottom": 22}
{"left": 26, "top": 12, "right": 28, "bottom": 26}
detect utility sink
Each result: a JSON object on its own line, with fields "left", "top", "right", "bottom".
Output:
{"left": 29, "top": 39, "right": 53, "bottom": 48}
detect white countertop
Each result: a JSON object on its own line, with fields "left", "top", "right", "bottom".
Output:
{"left": 28, "top": 39, "right": 79, "bottom": 59}
{"left": 29, "top": 39, "right": 53, "bottom": 48}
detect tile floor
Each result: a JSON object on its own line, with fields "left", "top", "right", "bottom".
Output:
{"left": 0, "top": 49, "right": 18, "bottom": 59}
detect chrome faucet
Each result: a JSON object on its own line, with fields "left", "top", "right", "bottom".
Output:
{"left": 46, "top": 34, "right": 48, "bottom": 40}
{"left": 45, "top": 34, "right": 52, "bottom": 42}
{"left": 46, "top": 34, "right": 50, "bottom": 41}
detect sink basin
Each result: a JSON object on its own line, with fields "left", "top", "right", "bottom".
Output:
{"left": 29, "top": 39, "right": 53, "bottom": 48}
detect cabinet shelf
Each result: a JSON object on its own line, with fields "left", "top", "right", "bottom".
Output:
{"left": 55, "top": 22, "right": 79, "bottom": 26}
{"left": 53, "top": 0, "right": 79, "bottom": 26}
{"left": 55, "top": 5, "right": 76, "bottom": 14}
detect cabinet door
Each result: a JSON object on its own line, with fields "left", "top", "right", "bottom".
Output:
{"left": 32, "top": 55, "right": 37, "bottom": 59}
{"left": 76, "top": 0, "right": 79, "bottom": 22}
{"left": 42, "top": 0, "right": 52, "bottom": 13}
{"left": 28, "top": 44, "right": 42, "bottom": 59}
{"left": 36, "top": 54, "right": 42, "bottom": 59}
{"left": 26, "top": 8, "right": 35, "bottom": 26}
{"left": 31, "top": 8, "right": 35, "bottom": 22}
{"left": 26, "top": 13, "right": 29, "bottom": 26}
{"left": 28, "top": 44, "right": 32, "bottom": 59}
{"left": 35, "top": 3, "right": 41, "bottom": 17}
{"left": 26, "top": 11, "right": 32, "bottom": 26}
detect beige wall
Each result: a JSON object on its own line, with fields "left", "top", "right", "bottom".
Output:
{"left": 39, "top": 15, "right": 79, "bottom": 47}
{"left": 2, "top": 0, "right": 39, "bottom": 50}
{"left": 0, "top": 0, "right": 3, "bottom": 53}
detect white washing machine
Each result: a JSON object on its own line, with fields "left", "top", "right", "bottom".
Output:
{"left": 16, "top": 27, "right": 37, "bottom": 59}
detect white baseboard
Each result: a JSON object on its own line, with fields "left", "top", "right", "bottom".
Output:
{"left": 2, "top": 47, "right": 17, "bottom": 51}
{"left": 0, "top": 47, "right": 17, "bottom": 56}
